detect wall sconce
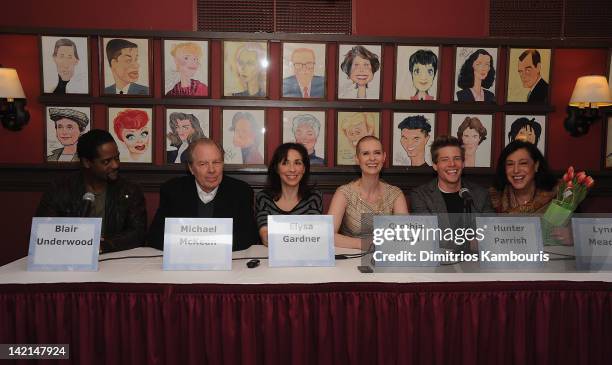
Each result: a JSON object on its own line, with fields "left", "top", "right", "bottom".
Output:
{"left": 0, "top": 67, "right": 30, "bottom": 131}
{"left": 564, "top": 75, "right": 612, "bottom": 137}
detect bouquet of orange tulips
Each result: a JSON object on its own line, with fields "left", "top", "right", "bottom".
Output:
{"left": 542, "top": 166, "right": 595, "bottom": 244}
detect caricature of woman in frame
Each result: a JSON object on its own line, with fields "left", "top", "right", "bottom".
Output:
{"left": 163, "top": 40, "right": 209, "bottom": 97}
{"left": 395, "top": 46, "right": 439, "bottom": 101}
{"left": 223, "top": 41, "right": 268, "bottom": 97}
{"left": 165, "top": 108, "right": 209, "bottom": 163}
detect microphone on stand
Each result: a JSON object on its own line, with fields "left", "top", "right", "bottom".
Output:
{"left": 80, "top": 192, "right": 95, "bottom": 217}
{"left": 458, "top": 188, "right": 473, "bottom": 203}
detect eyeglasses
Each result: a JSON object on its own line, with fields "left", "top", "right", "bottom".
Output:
{"left": 293, "top": 62, "right": 315, "bottom": 70}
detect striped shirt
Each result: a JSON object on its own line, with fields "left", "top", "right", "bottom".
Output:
{"left": 255, "top": 189, "right": 323, "bottom": 229}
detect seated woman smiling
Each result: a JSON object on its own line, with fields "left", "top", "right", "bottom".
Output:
{"left": 328, "top": 136, "right": 409, "bottom": 249}
{"left": 255, "top": 143, "right": 323, "bottom": 246}
{"left": 490, "top": 140, "right": 557, "bottom": 213}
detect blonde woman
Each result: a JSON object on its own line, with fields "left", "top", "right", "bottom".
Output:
{"left": 328, "top": 136, "right": 408, "bottom": 248}
{"left": 167, "top": 42, "right": 208, "bottom": 96}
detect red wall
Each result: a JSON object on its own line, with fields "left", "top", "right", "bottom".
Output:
{"left": 0, "top": 0, "right": 610, "bottom": 264}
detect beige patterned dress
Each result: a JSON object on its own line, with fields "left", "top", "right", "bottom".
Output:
{"left": 338, "top": 180, "right": 403, "bottom": 237}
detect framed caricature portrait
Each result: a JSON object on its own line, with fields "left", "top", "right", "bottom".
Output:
{"left": 337, "top": 44, "right": 382, "bottom": 100}
{"left": 281, "top": 42, "right": 326, "bottom": 99}
{"left": 40, "top": 36, "right": 89, "bottom": 95}
{"left": 282, "top": 110, "right": 326, "bottom": 165}
{"left": 163, "top": 39, "right": 209, "bottom": 97}
{"left": 506, "top": 48, "right": 551, "bottom": 103}
{"left": 453, "top": 46, "right": 498, "bottom": 103}
{"left": 395, "top": 45, "right": 440, "bottom": 101}
{"left": 108, "top": 107, "right": 154, "bottom": 163}
{"left": 391, "top": 112, "right": 436, "bottom": 167}
{"left": 221, "top": 109, "right": 266, "bottom": 165}
{"left": 223, "top": 41, "right": 268, "bottom": 98}
{"left": 164, "top": 108, "right": 210, "bottom": 164}
{"left": 604, "top": 115, "right": 612, "bottom": 169}
{"left": 45, "top": 106, "right": 91, "bottom": 162}
{"left": 336, "top": 111, "right": 380, "bottom": 165}
{"left": 101, "top": 37, "right": 151, "bottom": 96}
{"left": 450, "top": 113, "right": 493, "bottom": 168}
{"left": 504, "top": 114, "right": 547, "bottom": 156}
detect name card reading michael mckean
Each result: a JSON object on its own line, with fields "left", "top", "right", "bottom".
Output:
{"left": 163, "top": 218, "right": 233, "bottom": 270}
{"left": 27, "top": 217, "right": 102, "bottom": 271}
{"left": 476, "top": 216, "right": 547, "bottom": 269}
{"left": 572, "top": 217, "right": 612, "bottom": 271}
{"left": 268, "top": 215, "right": 335, "bottom": 267}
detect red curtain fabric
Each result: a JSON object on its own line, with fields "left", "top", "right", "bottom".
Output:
{"left": 1, "top": 281, "right": 611, "bottom": 365}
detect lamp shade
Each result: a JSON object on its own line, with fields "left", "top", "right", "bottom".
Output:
{"left": 569, "top": 75, "right": 612, "bottom": 108}
{"left": 0, "top": 67, "right": 26, "bottom": 99}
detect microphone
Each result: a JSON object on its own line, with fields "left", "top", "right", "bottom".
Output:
{"left": 80, "top": 192, "right": 95, "bottom": 217}
{"left": 458, "top": 188, "right": 473, "bottom": 202}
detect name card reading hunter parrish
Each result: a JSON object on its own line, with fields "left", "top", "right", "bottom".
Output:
{"left": 27, "top": 217, "right": 102, "bottom": 271}
{"left": 572, "top": 217, "right": 612, "bottom": 270}
{"left": 163, "top": 218, "right": 233, "bottom": 270}
{"left": 268, "top": 215, "right": 335, "bottom": 267}
{"left": 476, "top": 216, "right": 547, "bottom": 269}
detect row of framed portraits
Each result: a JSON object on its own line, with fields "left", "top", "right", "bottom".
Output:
{"left": 44, "top": 105, "right": 566, "bottom": 168}
{"left": 41, "top": 35, "right": 557, "bottom": 103}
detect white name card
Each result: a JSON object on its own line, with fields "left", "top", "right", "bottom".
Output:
{"left": 27, "top": 217, "right": 101, "bottom": 271}
{"left": 572, "top": 217, "right": 612, "bottom": 271}
{"left": 372, "top": 215, "right": 440, "bottom": 267}
{"left": 476, "top": 216, "right": 546, "bottom": 269}
{"left": 268, "top": 215, "right": 335, "bottom": 267}
{"left": 162, "top": 218, "right": 233, "bottom": 270}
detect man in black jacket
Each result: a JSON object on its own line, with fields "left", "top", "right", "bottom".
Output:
{"left": 36, "top": 129, "right": 146, "bottom": 253}
{"left": 148, "top": 138, "right": 258, "bottom": 251}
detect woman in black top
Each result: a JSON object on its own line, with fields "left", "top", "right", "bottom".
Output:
{"left": 255, "top": 143, "right": 323, "bottom": 245}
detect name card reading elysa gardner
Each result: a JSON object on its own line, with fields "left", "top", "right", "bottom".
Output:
{"left": 268, "top": 215, "right": 335, "bottom": 267}
{"left": 27, "top": 217, "right": 102, "bottom": 271}
{"left": 163, "top": 218, "right": 233, "bottom": 270}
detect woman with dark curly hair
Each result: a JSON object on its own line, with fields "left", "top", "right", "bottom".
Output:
{"left": 456, "top": 49, "right": 496, "bottom": 102}
{"left": 489, "top": 140, "right": 557, "bottom": 213}
{"left": 339, "top": 45, "right": 381, "bottom": 99}
{"left": 255, "top": 143, "right": 323, "bottom": 246}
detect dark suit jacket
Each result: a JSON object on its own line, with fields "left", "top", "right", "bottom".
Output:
{"left": 282, "top": 75, "right": 325, "bottom": 97}
{"left": 527, "top": 78, "right": 549, "bottom": 103}
{"left": 456, "top": 88, "right": 495, "bottom": 102}
{"left": 104, "top": 83, "right": 149, "bottom": 95}
{"left": 410, "top": 178, "right": 494, "bottom": 229}
{"left": 148, "top": 175, "right": 258, "bottom": 251}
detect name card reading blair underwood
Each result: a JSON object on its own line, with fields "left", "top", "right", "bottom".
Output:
{"left": 163, "top": 218, "right": 233, "bottom": 270}
{"left": 268, "top": 215, "right": 335, "bottom": 267}
{"left": 476, "top": 216, "right": 547, "bottom": 269}
{"left": 27, "top": 217, "right": 102, "bottom": 271}
{"left": 572, "top": 217, "right": 612, "bottom": 271}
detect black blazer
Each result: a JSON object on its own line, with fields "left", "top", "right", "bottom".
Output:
{"left": 148, "top": 175, "right": 258, "bottom": 251}
{"left": 456, "top": 88, "right": 495, "bottom": 102}
{"left": 527, "top": 78, "right": 549, "bottom": 103}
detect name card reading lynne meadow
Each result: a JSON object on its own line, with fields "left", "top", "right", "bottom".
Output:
{"left": 27, "top": 217, "right": 102, "bottom": 271}
{"left": 268, "top": 215, "right": 335, "bottom": 267}
{"left": 163, "top": 218, "right": 233, "bottom": 270}
{"left": 572, "top": 217, "right": 612, "bottom": 270}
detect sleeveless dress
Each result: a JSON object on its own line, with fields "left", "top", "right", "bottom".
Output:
{"left": 338, "top": 180, "right": 403, "bottom": 237}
